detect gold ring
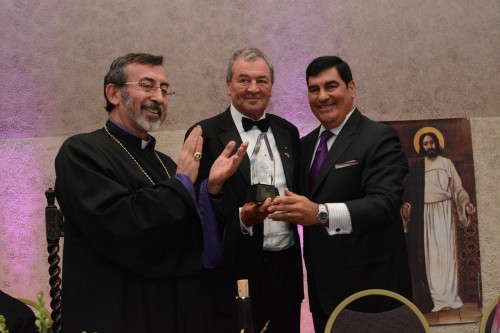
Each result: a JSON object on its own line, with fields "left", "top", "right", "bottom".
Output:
{"left": 194, "top": 152, "right": 202, "bottom": 161}
{"left": 288, "top": 212, "right": 291, "bottom": 219}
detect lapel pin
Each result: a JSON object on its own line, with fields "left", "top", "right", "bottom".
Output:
{"left": 284, "top": 147, "right": 291, "bottom": 159}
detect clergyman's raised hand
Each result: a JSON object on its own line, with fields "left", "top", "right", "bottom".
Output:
{"left": 207, "top": 141, "right": 248, "bottom": 195}
{"left": 177, "top": 125, "right": 203, "bottom": 183}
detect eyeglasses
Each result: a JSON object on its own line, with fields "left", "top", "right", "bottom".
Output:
{"left": 124, "top": 81, "right": 175, "bottom": 97}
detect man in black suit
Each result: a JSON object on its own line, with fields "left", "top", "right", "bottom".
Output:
{"left": 269, "top": 56, "right": 412, "bottom": 332}
{"left": 188, "top": 48, "right": 303, "bottom": 333}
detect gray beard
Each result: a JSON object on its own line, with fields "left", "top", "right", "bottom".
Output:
{"left": 133, "top": 111, "right": 162, "bottom": 132}
{"left": 122, "top": 90, "right": 164, "bottom": 132}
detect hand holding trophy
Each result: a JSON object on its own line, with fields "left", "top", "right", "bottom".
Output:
{"left": 246, "top": 132, "right": 279, "bottom": 204}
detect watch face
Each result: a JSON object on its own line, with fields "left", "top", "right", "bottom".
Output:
{"left": 317, "top": 211, "right": 328, "bottom": 224}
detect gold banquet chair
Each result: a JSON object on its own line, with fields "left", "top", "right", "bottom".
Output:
{"left": 480, "top": 295, "right": 499, "bottom": 333}
{"left": 45, "top": 187, "right": 64, "bottom": 333}
{"left": 324, "top": 289, "right": 431, "bottom": 333}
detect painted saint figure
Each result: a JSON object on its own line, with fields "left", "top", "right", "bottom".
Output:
{"left": 401, "top": 129, "right": 477, "bottom": 313}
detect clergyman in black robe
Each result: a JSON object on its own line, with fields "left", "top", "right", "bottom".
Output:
{"left": 54, "top": 53, "right": 247, "bottom": 332}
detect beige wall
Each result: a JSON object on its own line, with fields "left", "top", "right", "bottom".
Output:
{"left": 1, "top": 0, "right": 499, "bottom": 332}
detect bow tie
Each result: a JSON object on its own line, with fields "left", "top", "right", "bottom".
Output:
{"left": 242, "top": 117, "right": 270, "bottom": 132}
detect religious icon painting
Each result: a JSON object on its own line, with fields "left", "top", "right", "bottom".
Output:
{"left": 383, "top": 118, "right": 482, "bottom": 326}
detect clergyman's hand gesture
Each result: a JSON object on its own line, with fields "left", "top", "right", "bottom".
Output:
{"left": 177, "top": 125, "right": 203, "bottom": 183}
{"left": 207, "top": 141, "right": 249, "bottom": 195}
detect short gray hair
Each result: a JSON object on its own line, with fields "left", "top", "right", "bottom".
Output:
{"left": 226, "top": 48, "right": 274, "bottom": 83}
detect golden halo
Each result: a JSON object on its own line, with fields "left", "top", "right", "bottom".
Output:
{"left": 413, "top": 127, "right": 445, "bottom": 155}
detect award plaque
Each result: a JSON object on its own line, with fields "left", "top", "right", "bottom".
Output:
{"left": 246, "top": 133, "right": 279, "bottom": 204}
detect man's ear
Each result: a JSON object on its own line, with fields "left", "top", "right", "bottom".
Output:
{"left": 348, "top": 80, "right": 356, "bottom": 98}
{"left": 105, "top": 83, "right": 121, "bottom": 107}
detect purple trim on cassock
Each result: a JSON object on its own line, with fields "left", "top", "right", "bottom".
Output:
{"left": 109, "top": 118, "right": 139, "bottom": 137}
{"left": 199, "top": 179, "right": 223, "bottom": 268}
{"left": 108, "top": 118, "right": 151, "bottom": 145}
{"left": 175, "top": 174, "right": 223, "bottom": 268}
{"left": 174, "top": 174, "right": 197, "bottom": 203}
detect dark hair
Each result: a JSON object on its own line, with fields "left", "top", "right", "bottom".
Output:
{"left": 103, "top": 53, "right": 164, "bottom": 112}
{"left": 418, "top": 132, "right": 443, "bottom": 156}
{"left": 305, "top": 56, "right": 353, "bottom": 86}
{"left": 226, "top": 48, "right": 274, "bottom": 84}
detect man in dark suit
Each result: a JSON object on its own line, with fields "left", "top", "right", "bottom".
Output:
{"left": 269, "top": 56, "right": 412, "bottom": 332}
{"left": 188, "top": 48, "right": 303, "bottom": 333}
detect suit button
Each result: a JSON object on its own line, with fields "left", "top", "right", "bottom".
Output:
{"left": 335, "top": 228, "right": 341, "bottom": 232}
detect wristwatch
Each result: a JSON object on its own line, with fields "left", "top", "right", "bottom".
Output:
{"left": 316, "top": 204, "right": 329, "bottom": 227}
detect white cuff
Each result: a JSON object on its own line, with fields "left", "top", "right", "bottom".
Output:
{"left": 325, "top": 203, "right": 352, "bottom": 236}
{"left": 239, "top": 207, "right": 253, "bottom": 235}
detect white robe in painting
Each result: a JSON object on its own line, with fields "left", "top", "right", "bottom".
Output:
{"left": 423, "top": 156, "right": 471, "bottom": 312}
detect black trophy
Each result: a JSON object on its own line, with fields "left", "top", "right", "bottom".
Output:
{"left": 246, "top": 133, "right": 279, "bottom": 204}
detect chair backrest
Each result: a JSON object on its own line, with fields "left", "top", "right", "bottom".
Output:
{"left": 480, "top": 295, "right": 499, "bottom": 333}
{"left": 45, "top": 187, "right": 64, "bottom": 333}
{"left": 324, "top": 289, "right": 431, "bottom": 333}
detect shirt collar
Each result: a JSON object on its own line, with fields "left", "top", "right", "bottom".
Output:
{"left": 106, "top": 119, "right": 155, "bottom": 150}
{"left": 230, "top": 104, "right": 267, "bottom": 134}
{"left": 108, "top": 118, "right": 152, "bottom": 149}
{"left": 319, "top": 107, "right": 356, "bottom": 137}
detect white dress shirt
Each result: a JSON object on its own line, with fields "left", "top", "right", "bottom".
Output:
{"left": 230, "top": 105, "right": 294, "bottom": 251}
{"left": 310, "top": 108, "right": 356, "bottom": 236}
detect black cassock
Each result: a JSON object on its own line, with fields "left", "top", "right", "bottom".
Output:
{"left": 55, "top": 120, "right": 209, "bottom": 332}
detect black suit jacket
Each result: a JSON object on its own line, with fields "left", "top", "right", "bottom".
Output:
{"left": 190, "top": 107, "right": 304, "bottom": 314}
{"left": 300, "top": 109, "right": 412, "bottom": 316}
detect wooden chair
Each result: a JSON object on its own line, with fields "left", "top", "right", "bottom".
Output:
{"left": 45, "top": 188, "right": 64, "bottom": 333}
{"left": 324, "top": 289, "right": 431, "bottom": 333}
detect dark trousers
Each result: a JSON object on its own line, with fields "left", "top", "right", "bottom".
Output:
{"left": 254, "top": 288, "right": 301, "bottom": 333}
{"left": 312, "top": 309, "right": 329, "bottom": 333}
{"left": 255, "top": 247, "right": 302, "bottom": 333}
{"left": 209, "top": 290, "right": 301, "bottom": 333}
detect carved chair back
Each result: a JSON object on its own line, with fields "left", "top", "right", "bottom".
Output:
{"left": 45, "top": 188, "right": 63, "bottom": 333}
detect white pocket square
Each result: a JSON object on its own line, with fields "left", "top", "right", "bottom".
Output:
{"left": 335, "top": 160, "right": 359, "bottom": 169}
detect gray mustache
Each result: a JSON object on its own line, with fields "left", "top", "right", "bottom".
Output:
{"left": 141, "top": 102, "right": 163, "bottom": 113}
